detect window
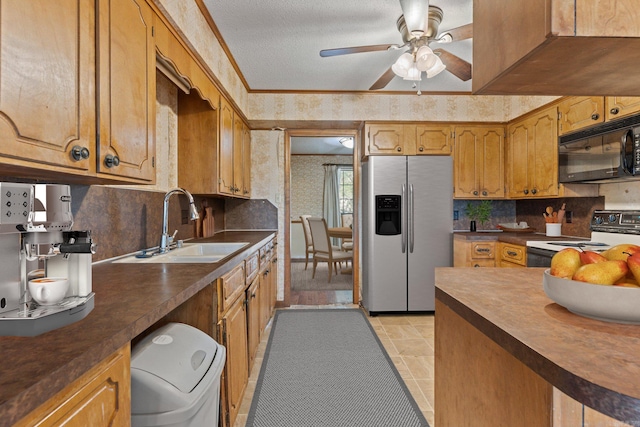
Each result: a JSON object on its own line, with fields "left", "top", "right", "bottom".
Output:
{"left": 338, "top": 166, "right": 353, "bottom": 215}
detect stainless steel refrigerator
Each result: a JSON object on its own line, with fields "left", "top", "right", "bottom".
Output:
{"left": 362, "top": 156, "right": 453, "bottom": 313}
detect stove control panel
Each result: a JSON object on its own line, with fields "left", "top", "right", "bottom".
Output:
{"left": 591, "top": 210, "right": 640, "bottom": 234}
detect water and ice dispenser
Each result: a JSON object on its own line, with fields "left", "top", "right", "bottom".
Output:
{"left": 375, "top": 195, "right": 401, "bottom": 235}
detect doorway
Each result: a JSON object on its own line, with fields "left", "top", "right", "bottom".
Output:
{"left": 283, "top": 129, "right": 360, "bottom": 307}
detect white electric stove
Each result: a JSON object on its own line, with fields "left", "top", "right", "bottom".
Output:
{"left": 526, "top": 210, "right": 640, "bottom": 266}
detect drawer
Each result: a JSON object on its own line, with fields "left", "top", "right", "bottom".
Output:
{"left": 499, "top": 243, "right": 526, "bottom": 266}
{"left": 259, "top": 244, "right": 269, "bottom": 267}
{"left": 219, "top": 262, "right": 246, "bottom": 314}
{"left": 245, "top": 251, "right": 260, "bottom": 285}
{"left": 470, "top": 242, "right": 495, "bottom": 259}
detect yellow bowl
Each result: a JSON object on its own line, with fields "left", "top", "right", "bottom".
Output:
{"left": 543, "top": 269, "right": 640, "bottom": 324}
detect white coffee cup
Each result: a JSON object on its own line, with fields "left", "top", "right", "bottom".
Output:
{"left": 28, "top": 277, "right": 69, "bottom": 306}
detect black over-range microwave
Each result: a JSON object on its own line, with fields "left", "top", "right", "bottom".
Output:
{"left": 558, "top": 114, "right": 640, "bottom": 183}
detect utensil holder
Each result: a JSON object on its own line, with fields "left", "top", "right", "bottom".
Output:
{"left": 546, "top": 223, "right": 561, "bottom": 237}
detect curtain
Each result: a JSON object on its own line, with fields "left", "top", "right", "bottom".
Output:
{"left": 323, "top": 164, "right": 340, "bottom": 246}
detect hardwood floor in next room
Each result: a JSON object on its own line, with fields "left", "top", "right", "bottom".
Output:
{"left": 234, "top": 300, "right": 436, "bottom": 427}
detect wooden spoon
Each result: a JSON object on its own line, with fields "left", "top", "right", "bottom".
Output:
{"left": 546, "top": 206, "right": 554, "bottom": 216}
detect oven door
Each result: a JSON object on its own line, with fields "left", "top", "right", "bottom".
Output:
{"left": 526, "top": 247, "right": 556, "bottom": 267}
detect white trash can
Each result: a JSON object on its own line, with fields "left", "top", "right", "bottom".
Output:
{"left": 131, "top": 323, "right": 226, "bottom": 427}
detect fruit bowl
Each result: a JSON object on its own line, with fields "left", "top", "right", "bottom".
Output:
{"left": 543, "top": 270, "right": 640, "bottom": 324}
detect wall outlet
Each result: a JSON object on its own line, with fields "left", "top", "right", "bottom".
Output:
{"left": 565, "top": 211, "right": 572, "bottom": 223}
{"left": 453, "top": 210, "right": 459, "bottom": 220}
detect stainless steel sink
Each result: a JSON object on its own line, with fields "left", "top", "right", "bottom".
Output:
{"left": 113, "top": 242, "right": 250, "bottom": 264}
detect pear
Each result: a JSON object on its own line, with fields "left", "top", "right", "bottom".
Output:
{"left": 550, "top": 248, "right": 582, "bottom": 279}
{"left": 579, "top": 250, "right": 607, "bottom": 265}
{"left": 614, "top": 278, "right": 640, "bottom": 288}
{"left": 626, "top": 252, "right": 640, "bottom": 284}
{"left": 572, "top": 260, "right": 629, "bottom": 286}
{"left": 601, "top": 244, "right": 640, "bottom": 261}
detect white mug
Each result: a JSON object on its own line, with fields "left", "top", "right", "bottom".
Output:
{"left": 28, "top": 277, "right": 69, "bottom": 306}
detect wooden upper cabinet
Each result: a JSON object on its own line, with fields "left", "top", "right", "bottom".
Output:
{"left": 233, "top": 114, "right": 245, "bottom": 196}
{"left": 365, "top": 123, "right": 452, "bottom": 156}
{"left": 97, "top": 0, "right": 156, "bottom": 182}
{"left": 506, "top": 106, "right": 558, "bottom": 198}
{"left": 365, "top": 124, "right": 406, "bottom": 155}
{"left": 219, "top": 97, "right": 235, "bottom": 196}
{"left": 415, "top": 124, "right": 452, "bottom": 155}
{"left": 454, "top": 125, "right": 505, "bottom": 199}
{"left": 605, "top": 97, "right": 640, "bottom": 121}
{"left": 177, "top": 91, "right": 218, "bottom": 194}
{"left": 241, "top": 123, "right": 252, "bottom": 197}
{"left": 473, "top": 0, "right": 640, "bottom": 95}
{"left": 0, "top": 0, "right": 96, "bottom": 175}
{"left": 558, "top": 97, "right": 605, "bottom": 135}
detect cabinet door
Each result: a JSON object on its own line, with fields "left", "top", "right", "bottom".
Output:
{"left": 16, "top": 344, "right": 130, "bottom": 427}
{"left": 506, "top": 121, "right": 530, "bottom": 198}
{"left": 416, "top": 125, "right": 452, "bottom": 155}
{"left": 0, "top": 0, "right": 96, "bottom": 174}
{"left": 270, "top": 252, "right": 278, "bottom": 314}
{"left": 242, "top": 123, "right": 252, "bottom": 197}
{"left": 246, "top": 277, "right": 260, "bottom": 372}
{"left": 529, "top": 107, "right": 558, "bottom": 197}
{"left": 222, "top": 298, "right": 248, "bottom": 427}
{"left": 366, "top": 124, "right": 406, "bottom": 155}
{"left": 97, "top": 0, "right": 155, "bottom": 182}
{"left": 454, "top": 126, "right": 504, "bottom": 198}
{"left": 219, "top": 97, "right": 235, "bottom": 195}
{"left": 605, "top": 96, "right": 640, "bottom": 121}
{"left": 259, "top": 266, "right": 271, "bottom": 333}
{"left": 233, "top": 114, "right": 244, "bottom": 196}
{"left": 558, "top": 97, "right": 605, "bottom": 135}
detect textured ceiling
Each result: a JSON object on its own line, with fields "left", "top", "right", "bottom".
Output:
{"left": 291, "top": 136, "right": 354, "bottom": 155}
{"left": 201, "top": 0, "right": 473, "bottom": 93}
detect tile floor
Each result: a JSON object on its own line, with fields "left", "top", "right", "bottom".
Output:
{"left": 233, "top": 304, "right": 436, "bottom": 427}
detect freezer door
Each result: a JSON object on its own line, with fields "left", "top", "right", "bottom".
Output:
{"left": 363, "top": 156, "right": 408, "bottom": 312}
{"left": 407, "top": 156, "right": 453, "bottom": 311}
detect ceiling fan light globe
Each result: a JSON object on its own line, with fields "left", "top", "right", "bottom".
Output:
{"left": 396, "top": 52, "right": 414, "bottom": 69}
{"left": 403, "top": 64, "right": 422, "bottom": 81}
{"left": 416, "top": 51, "right": 437, "bottom": 72}
{"left": 426, "top": 56, "right": 446, "bottom": 78}
{"left": 392, "top": 62, "right": 409, "bottom": 78}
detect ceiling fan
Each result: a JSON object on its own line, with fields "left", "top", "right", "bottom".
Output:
{"left": 319, "top": 0, "right": 473, "bottom": 91}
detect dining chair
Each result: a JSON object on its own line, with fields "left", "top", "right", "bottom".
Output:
{"left": 300, "top": 215, "right": 313, "bottom": 270}
{"left": 307, "top": 217, "right": 352, "bottom": 282}
{"left": 340, "top": 213, "right": 354, "bottom": 253}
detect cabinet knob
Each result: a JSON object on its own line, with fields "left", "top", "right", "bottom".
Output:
{"left": 591, "top": 113, "right": 600, "bottom": 120}
{"left": 531, "top": 188, "right": 537, "bottom": 195}
{"left": 71, "top": 146, "right": 90, "bottom": 161}
{"left": 418, "top": 146, "right": 424, "bottom": 152}
{"left": 473, "top": 264, "right": 480, "bottom": 267}
{"left": 104, "top": 154, "right": 120, "bottom": 168}
{"left": 396, "top": 147, "right": 402, "bottom": 152}
{"left": 482, "top": 191, "right": 488, "bottom": 196}
{"left": 473, "top": 190, "right": 479, "bottom": 196}
{"left": 523, "top": 189, "right": 529, "bottom": 195}
{"left": 610, "top": 107, "right": 620, "bottom": 115}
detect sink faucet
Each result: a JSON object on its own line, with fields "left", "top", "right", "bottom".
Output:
{"left": 159, "top": 188, "right": 199, "bottom": 254}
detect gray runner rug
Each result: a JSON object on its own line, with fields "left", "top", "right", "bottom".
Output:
{"left": 246, "top": 309, "right": 429, "bottom": 427}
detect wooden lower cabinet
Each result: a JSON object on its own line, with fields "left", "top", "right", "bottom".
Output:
{"left": 15, "top": 344, "right": 131, "bottom": 427}
{"left": 219, "top": 294, "right": 248, "bottom": 427}
{"left": 246, "top": 275, "right": 261, "bottom": 372}
{"left": 497, "top": 242, "right": 527, "bottom": 267}
{"left": 453, "top": 237, "right": 496, "bottom": 267}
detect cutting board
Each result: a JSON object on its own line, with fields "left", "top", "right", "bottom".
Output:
{"left": 202, "top": 206, "right": 215, "bottom": 238}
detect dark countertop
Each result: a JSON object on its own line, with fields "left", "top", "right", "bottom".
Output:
{"left": 0, "top": 230, "right": 276, "bottom": 427}
{"left": 435, "top": 267, "right": 640, "bottom": 424}
{"left": 453, "top": 231, "right": 590, "bottom": 246}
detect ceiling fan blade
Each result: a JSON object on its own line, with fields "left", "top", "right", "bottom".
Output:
{"left": 433, "top": 48, "right": 472, "bottom": 81}
{"left": 438, "top": 23, "right": 473, "bottom": 43}
{"left": 320, "top": 44, "right": 399, "bottom": 57}
{"left": 369, "top": 66, "right": 396, "bottom": 90}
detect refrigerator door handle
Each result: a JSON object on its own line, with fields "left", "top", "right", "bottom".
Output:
{"left": 401, "top": 183, "right": 406, "bottom": 253}
{"left": 409, "top": 183, "right": 414, "bottom": 253}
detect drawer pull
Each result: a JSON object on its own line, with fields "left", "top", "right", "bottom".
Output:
{"left": 476, "top": 248, "right": 491, "bottom": 253}
{"left": 507, "top": 250, "right": 518, "bottom": 257}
